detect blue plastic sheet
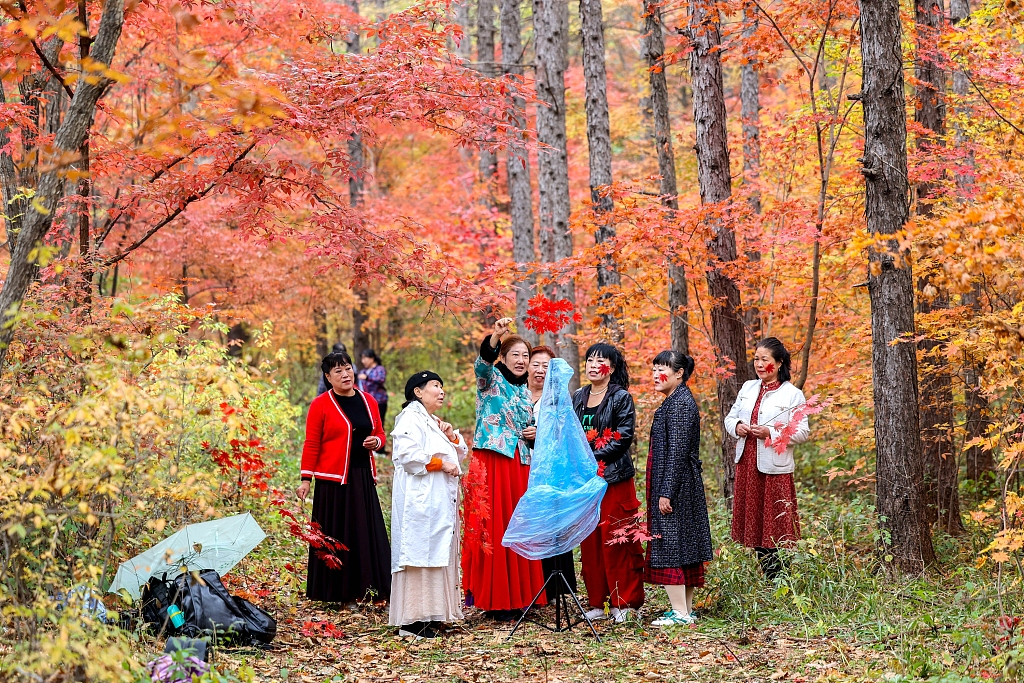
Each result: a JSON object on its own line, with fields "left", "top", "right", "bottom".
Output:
{"left": 502, "top": 358, "right": 608, "bottom": 560}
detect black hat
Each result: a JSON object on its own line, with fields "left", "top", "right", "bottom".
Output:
{"left": 405, "top": 371, "right": 443, "bottom": 401}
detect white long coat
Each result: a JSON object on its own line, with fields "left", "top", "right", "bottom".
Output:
{"left": 724, "top": 379, "right": 810, "bottom": 474}
{"left": 390, "top": 401, "right": 466, "bottom": 574}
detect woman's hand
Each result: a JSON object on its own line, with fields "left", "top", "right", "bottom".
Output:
{"left": 491, "top": 317, "right": 514, "bottom": 347}
{"left": 296, "top": 481, "right": 310, "bottom": 502}
{"left": 658, "top": 497, "right": 673, "bottom": 515}
{"left": 521, "top": 425, "right": 537, "bottom": 440}
{"left": 436, "top": 419, "right": 456, "bottom": 442}
{"left": 748, "top": 425, "right": 772, "bottom": 440}
{"left": 362, "top": 436, "right": 381, "bottom": 450}
{"left": 735, "top": 422, "right": 751, "bottom": 438}
{"left": 441, "top": 460, "right": 461, "bottom": 477}
{"left": 358, "top": 372, "right": 367, "bottom": 381}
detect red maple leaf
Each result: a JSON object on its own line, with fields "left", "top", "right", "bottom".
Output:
{"left": 657, "top": 372, "right": 668, "bottom": 383}
{"left": 597, "top": 363, "right": 612, "bottom": 376}
{"left": 593, "top": 428, "right": 621, "bottom": 450}
{"left": 765, "top": 395, "right": 829, "bottom": 454}
{"left": 585, "top": 428, "right": 598, "bottom": 442}
{"left": 764, "top": 362, "right": 775, "bottom": 375}
{"left": 597, "top": 461, "right": 606, "bottom": 477}
{"left": 524, "top": 295, "right": 582, "bottom": 335}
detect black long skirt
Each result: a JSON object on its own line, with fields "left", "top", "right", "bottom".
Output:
{"left": 307, "top": 473, "right": 392, "bottom": 602}
{"left": 541, "top": 551, "right": 578, "bottom": 599}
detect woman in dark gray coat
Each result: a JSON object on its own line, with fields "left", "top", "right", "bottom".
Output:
{"left": 645, "top": 351, "right": 713, "bottom": 626}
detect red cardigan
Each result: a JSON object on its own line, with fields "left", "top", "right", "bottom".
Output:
{"left": 300, "top": 390, "right": 386, "bottom": 483}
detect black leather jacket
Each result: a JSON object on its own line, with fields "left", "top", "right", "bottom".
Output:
{"left": 572, "top": 384, "right": 636, "bottom": 484}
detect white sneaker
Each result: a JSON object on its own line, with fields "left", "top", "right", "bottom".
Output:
{"left": 651, "top": 609, "right": 695, "bottom": 626}
{"left": 610, "top": 607, "right": 633, "bottom": 623}
{"left": 584, "top": 607, "right": 608, "bottom": 621}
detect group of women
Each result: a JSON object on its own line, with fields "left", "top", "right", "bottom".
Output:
{"left": 296, "top": 321, "right": 810, "bottom": 638}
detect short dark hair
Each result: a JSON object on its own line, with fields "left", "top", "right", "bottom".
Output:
{"left": 755, "top": 337, "right": 792, "bottom": 383}
{"left": 360, "top": 348, "right": 382, "bottom": 365}
{"left": 585, "top": 343, "right": 630, "bottom": 389}
{"left": 321, "top": 350, "right": 354, "bottom": 376}
{"left": 652, "top": 350, "right": 695, "bottom": 383}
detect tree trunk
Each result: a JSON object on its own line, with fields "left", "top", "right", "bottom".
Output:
{"left": 688, "top": 0, "right": 752, "bottom": 503}
{"left": 345, "top": 2, "right": 372, "bottom": 358}
{"left": 76, "top": 0, "right": 94, "bottom": 304}
{"left": 859, "top": 0, "right": 936, "bottom": 571}
{"left": 0, "top": 0, "right": 125, "bottom": 373}
{"left": 914, "top": 0, "right": 963, "bottom": 534}
{"left": 641, "top": 0, "right": 687, "bottom": 355}
{"left": 500, "top": 0, "right": 538, "bottom": 344}
{"left": 453, "top": 0, "right": 474, "bottom": 61}
{"left": 477, "top": 0, "right": 499, "bottom": 184}
{"left": 949, "top": 0, "right": 991, "bottom": 482}
{"left": 740, "top": 0, "right": 762, "bottom": 344}
{"left": 534, "top": 0, "right": 579, "bottom": 386}
{"left": 580, "top": 0, "right": 621, "bottom": 341}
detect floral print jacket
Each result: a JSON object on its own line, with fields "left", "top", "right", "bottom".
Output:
{"left": 473, "top": 337, "right": 533, "bottom": 464}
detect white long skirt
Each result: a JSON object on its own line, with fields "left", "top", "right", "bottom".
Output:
{"left": 388, "top": 519, "right": 464, "bottom": 626}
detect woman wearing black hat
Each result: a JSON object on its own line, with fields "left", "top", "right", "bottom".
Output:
{"left": 389, "top": 372, "right": 466, "bottom": 639}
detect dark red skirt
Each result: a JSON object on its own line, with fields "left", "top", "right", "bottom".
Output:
{"left": 644, "top": 559, "right": 705, "bottom": 587}
{"left": 461, "top": 448, "right": 546, "bottom": 610}
{"left": 307, "top": 471, "right": 392, "bottom": 602}
{"left": 730, "top": 439, "right": 800, "bottom": 548}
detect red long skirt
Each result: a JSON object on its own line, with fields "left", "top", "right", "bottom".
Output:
{"left": 461, "top": 448, "right": 547, "bottom": 610}
{"left": 580, "top": 479, "right": 646, "bottom": 609}
{"left": 731, "top": 438, "right": 801, "bottom": 548}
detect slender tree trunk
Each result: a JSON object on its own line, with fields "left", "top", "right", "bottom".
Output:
{"left": 76, "top": 0, "right": 94, "bottom": 304}
{"left": 859, "top": 0, "right": 936, "bottom": 571}
{"left": 642, "top": 0, "right": 687, "bottom": 355}
{"left": 534, "top": 0, "right": 579, "bottom": 386}
{"left": 501, "top": 0, "right": 538, "bottom": 344}
{"left": 0, "top": 0, "right": 125, "bottom": 373}
{"left": 453, "top": 0, "right": 474, "bottom": 61}
{"left": 914, "top": 0, "right": 963, "bottom": 534}
{"left": 346, "top": 0, "right": 372, "bottom": 357}
{"left": 477, "top": 0, "right": 499, "bottom": 184}
{"left": 688, "top": 0, "right": 752, "bottom": 503}
{"left": 580, "top": 0, "right": 621, "bottom": 341}
{"left": 740, "top": 0, "right": 762, "bottom": 344}
{"left": 949, "top": 0, "right": 990, "bottom": 482}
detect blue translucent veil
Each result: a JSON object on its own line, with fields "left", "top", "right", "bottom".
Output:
{"left": 502, "top": 358, "right": 608, "bottom": 559}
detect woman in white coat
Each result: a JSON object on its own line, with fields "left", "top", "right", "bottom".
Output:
{"left": 724, "top": 338, "right": 810, "bottom": 580}
{"left": 389, "top": 371, "right": 466, "bottom": 639}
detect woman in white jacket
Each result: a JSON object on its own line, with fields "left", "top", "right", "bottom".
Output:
{"left": 389, "top": 371, "right": 466, "bottom": 639}
{"left": 724, "top": 338, "right": 810, "bottom": 580}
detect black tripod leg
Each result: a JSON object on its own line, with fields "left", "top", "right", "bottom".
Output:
{"left": 563, "top": 575, "right": 602, "bottom": 643}
{"left": 507, "top": 570, "right": 556, "bottom": 642}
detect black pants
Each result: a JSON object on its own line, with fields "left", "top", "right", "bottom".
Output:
{"left": 755, "top": 547, "right": 785, "bottom": 580}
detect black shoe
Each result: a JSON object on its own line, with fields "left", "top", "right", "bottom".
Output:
{"left": 484, "top": 609, "right": 520, "bottom": 623}
{"left": 398, "top": 621, "right": 439, "bottom": 639}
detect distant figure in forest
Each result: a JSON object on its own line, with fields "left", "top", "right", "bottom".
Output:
{"left": 572, "top": 343, "right": 645, "bottom": 623}
{"left": 645, "top": 351, "right": 713, "bottom": 626}
{"left": 298, "top": 350, "right": 391, "bottom": 605}
{"left": 317, "top": 343, "right": 348, "bottom": 396}
{"left": 389, "top": 371, "right": 466, "bottom": 640}
{"left": 461, "top": 317, "right": 547, "bottom": 622}
{"left": 725, "top": 337, "right": 810, "bottom": 580}
{"left": 358, "top": 349, "right": 388, "bottom": 430}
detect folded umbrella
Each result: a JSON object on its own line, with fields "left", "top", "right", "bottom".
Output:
{"left": 108, "top": 512, "right": 266, "bottom": 601}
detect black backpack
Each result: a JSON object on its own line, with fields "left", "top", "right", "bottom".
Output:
{"left": 173, "top": 569, "right": 277, "bottom": 645}
{"left": 140, "top": 573, "right": 183, "bottom": 637}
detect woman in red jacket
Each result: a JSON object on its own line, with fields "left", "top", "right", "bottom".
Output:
{"left": 296, "top": 350, "right": 390, "bottom": 605}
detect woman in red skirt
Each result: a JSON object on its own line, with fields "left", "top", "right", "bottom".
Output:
{"left": 461, "top": 317, "right": 546, "bottom": 621}
{"left": 725, "top": 337, "right": 810, "bottom": 579}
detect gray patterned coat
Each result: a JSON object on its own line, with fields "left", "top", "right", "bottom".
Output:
{"left": 646, "top": 385, "right": 714, "bottom": 568}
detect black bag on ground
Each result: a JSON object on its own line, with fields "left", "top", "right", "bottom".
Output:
{"left": 140, "top": 573, "right": 182, "bottom": 636}
{"left": 173, "top": 569, "right": 276, "bottom": 645}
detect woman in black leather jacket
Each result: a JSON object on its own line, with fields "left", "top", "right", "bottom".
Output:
{"left": 572, "top": 343, "right": 645, "bottom": 623}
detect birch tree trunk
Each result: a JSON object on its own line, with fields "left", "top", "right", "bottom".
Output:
{"left": 859, "top": 0, "right": 936, "bottom": 571}
{"left": 688, "top": 0, "right": 752, "bottom": 502}
{"left": 500, "top": 0, "right": 538, "bottom": 344}
{"left": 641, "top": 0, "right": 687, "bottom": 355}
{"left": 581, "top": 0, "right": 621, "bottom": 340}
{"left": 534, "top": 0, "right": 579, "bottom": 386}
{"left": 0, "top": 0, "right": 126, "bottom": 373}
